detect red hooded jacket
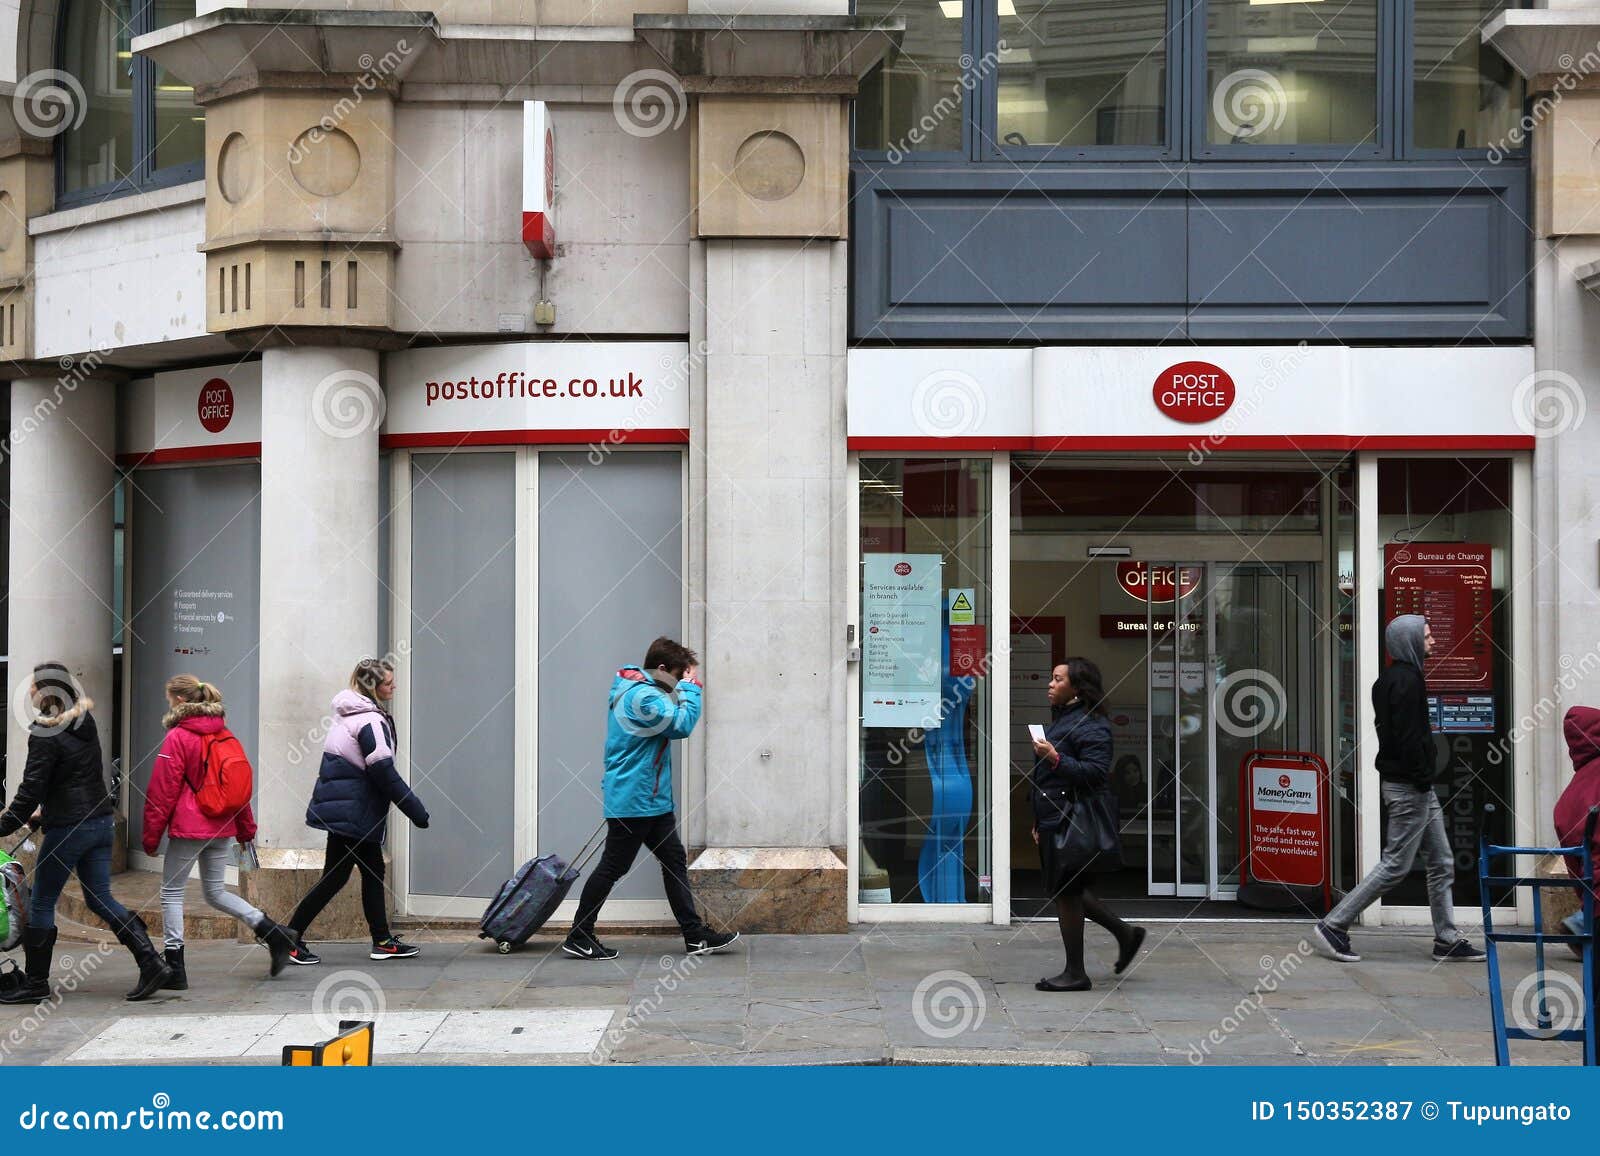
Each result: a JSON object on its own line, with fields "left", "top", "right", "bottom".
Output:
{"left": 1554, "top": 705, "right": 1600, "bottom": 878}
{"left": 142, "top": 703, "right": 257, "bottom": 854}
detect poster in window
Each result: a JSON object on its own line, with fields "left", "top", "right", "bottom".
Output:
{"left": 862, "top": 554, "right": 942, "bottom": 728}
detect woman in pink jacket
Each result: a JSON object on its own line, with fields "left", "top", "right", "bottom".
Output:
{"left": 142, "top": 675, "right": 298, "bottom": 987}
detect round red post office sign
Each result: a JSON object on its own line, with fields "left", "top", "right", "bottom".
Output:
{"left": 197, "top": 377, "right": 234, "bottom": 434}
{"left": 1116, "top": 562, "right": 1201, "bottom": 604}
{"left": 1153, "top": 361, "right": 1235, "bottom": 424}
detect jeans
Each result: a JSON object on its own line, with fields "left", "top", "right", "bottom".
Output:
{"left": 29, "top": 814, "right": 130, "bottom": 931}
{"left": 1326, "top": 780, "right": 1460, "bottom": 941}
{"left": 289, "top": 834, "right": 390, "bottom": 942}
{"left": 570, "top": 813, "right": 706, "bottom": 942}
{"left": 160, "top": 837, "right": 265, "bottom": 949}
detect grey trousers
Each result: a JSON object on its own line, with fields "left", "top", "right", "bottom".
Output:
{"left": 1325, "top": 780, "right": 1460, "bottom": 941}
{"left": 161, "top": 837, "right": 265, "bottom": 949}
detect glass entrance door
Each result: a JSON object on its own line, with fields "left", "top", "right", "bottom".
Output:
{"left": 1147, "top": 561, "right": 1318, "bottom": 898}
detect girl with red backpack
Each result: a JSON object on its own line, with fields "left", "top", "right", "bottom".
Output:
{"left": 142, "top": 675, "right": 299, "bottom": 986}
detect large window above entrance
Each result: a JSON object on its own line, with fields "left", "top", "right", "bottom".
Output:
{"left": 854, "top": 0, "right": 1524, "bottom": 161}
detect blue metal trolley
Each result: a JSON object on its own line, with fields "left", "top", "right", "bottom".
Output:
{"left": 1478, "top": 804, "right": 1598, "bottom": 1065}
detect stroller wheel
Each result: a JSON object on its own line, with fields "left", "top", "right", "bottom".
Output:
{"left": 497, "top": 941, "right": 511, "bottom": 954}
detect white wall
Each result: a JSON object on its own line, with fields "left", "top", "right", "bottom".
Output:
{"left": 33, "top": 198, "right": 208, "bottom": 358}
{"left": 392, "top": 100, "right": 691, "bottom": 337}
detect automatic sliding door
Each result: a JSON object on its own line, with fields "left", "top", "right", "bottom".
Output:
{"left": 1147, "top": 562, "right": 1207, "bottom": 898}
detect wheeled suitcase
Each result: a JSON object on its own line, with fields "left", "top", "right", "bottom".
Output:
{"left": 478, "top": 824, "right": 605, "bottom": 954}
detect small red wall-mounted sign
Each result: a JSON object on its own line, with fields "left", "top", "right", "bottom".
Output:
{"left": 1153, "top": 360, "right": 1235, "bottom": 423}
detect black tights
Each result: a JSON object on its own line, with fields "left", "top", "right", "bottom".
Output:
{"left": 289, "top": 834, "right": 390, "bottom": 943}
{"left": 1051, "top": 889, "right": 1132, "bottom": 982}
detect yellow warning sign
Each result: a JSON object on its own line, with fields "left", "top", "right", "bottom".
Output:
{"left": 948, "top": 589, "right": 976, "bottom": 626}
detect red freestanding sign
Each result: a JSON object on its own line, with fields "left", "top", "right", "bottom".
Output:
{"left": 1238, "top": 750, "right": 1331, "bottom": 911}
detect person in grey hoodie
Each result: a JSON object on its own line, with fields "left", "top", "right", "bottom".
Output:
{"left": 1313, "top": 615, "right": 1486, "bottom": 964}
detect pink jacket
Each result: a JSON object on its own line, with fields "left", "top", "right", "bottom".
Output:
{"left": 142, "top": 703, "right": 257, "bottom": 854}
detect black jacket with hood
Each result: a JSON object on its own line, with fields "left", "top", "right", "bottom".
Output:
{"left": 1372, "top": 615, "right": 1439, "bottom": 790}
{"left": 0, "top": 699, "right": 114, "bottom": 836}
{"left": 1030, "top": 700, "right": 1113, "bottom": 827}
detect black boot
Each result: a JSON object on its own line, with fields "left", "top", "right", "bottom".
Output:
{"left": 0, "top": 926, "right": 55, "bottom": 1004}
{"left": 111, "top": 913, "right": 171, "bottom": 1002}
{"left": 253, "top": 917, "right": 298, "bottom": 978}
{"left": 162, "top": 946, "right": 187, "bottom": 991}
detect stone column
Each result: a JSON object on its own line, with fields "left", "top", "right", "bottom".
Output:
{"left": 1488, "top": 11, "right": 1600, "bottom": 849}
{"left": 5, "top": 373, "right": 116, "bottom": 781}
{"left": 637, "top": 16, "right": 898, "bottom": 931}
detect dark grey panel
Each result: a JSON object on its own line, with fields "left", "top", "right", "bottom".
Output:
{"left": 409, "top": 452, "right": 517, "bottom": 899}
{"left": 852, "top": 162, "right": 1531, "bottom": 341}
{"left": 128, "top": 465, "right": 261, "bottom": 853}
{"left": 537, "top": 452, "right": 682, "bottom": 901}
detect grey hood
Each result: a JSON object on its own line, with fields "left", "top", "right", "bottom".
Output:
{"left": 1386, "top": 614, "right": 1427, "bottom": 669}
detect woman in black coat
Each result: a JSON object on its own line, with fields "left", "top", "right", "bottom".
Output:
{"left": 1030, "top": 657, "right": 1145, "bottom": 991}
{"left": 0, "top": 662, "right": 170, "bottom": 1004}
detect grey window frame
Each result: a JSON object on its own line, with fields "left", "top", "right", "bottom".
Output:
{"left": 852, "top": 0, "right": 1528, "bottom": 165}
{"left": 55, "top": 0, "right": 203, "bottom": 209}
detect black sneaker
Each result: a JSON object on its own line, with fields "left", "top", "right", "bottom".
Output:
{"left": 370, "top": 936, "right": 421, "bottom": 960}
{"left": 1313, "top": 921, "right": 1361, "bottom": 963}
{"left": 1433, "top": 937, "right": 1487, "bottom": 962}
{"left": 685, "top": 929, "right": 740, "bottom": 956}
{"left": 560, "top": 936, "right": 620, "bottom": 961}
{"left": 287, "top": 942, "right": 321, "bottom": 966}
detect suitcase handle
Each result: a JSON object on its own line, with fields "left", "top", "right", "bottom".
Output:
{"left": 571, "top": 822, "right": 608, "bottom": 873}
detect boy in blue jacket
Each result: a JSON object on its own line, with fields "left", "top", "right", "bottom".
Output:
{"left": 562, "top": 637, "right": 740, "bottom": 961}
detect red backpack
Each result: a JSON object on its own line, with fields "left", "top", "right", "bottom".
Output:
{"left": 192, "top": 729, "right": 254, "bottom": 818}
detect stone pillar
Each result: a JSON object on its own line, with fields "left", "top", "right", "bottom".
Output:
{"left": 5, "top": 374, "right": 116, "bottom": 782}
{"left": 243, "top": 344, "right": 384, "bottom": 930}
{"left": 1489, "top": 11, "right": 1600, "bottom": 843}
{"left": 636, "top": 16, "right": 898, "bottom": 931}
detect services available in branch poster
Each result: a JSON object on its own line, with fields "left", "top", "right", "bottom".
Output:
{"left": 862, "top": 554, "right": 943, "bottom": 728}
{"left": 1384, "top": 543, "right": 1493, "bottom": 692}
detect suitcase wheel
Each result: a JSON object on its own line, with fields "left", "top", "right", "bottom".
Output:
{"left": 496, "top": 941, "right": 512, "bottom": 954}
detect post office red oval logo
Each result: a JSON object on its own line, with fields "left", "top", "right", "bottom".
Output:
{"left": 893, "top": 561, "right": 912, "bottom": 576}
{"left": 1116, "top": 562, "right": 1201, "bottom": 605}
{"left": 197, "top": 377, "right": 234, "bottom": 434}
{"left": 1153, "top": 361, "right": 1234, "bottom": 424}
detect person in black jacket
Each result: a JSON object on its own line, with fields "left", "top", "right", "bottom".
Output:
{"left": 1030, "top": 657, "right": 1145, "bottom": 992}
{"left": 0, "top": 662, "right": 170, "bottom": 1004}
{"left": 1313, "top": 615, "right": 1486, "bottom": 964}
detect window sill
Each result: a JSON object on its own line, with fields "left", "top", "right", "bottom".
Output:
{"left": 30, "top": 180, "right": 206, "bottom": 237}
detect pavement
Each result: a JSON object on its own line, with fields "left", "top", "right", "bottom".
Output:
{"left": 0, "top": 920, "right": 1588, "bottom": 1066}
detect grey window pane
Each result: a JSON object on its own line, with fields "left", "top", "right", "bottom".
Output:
{"left": 1413, "top": 0, "right": 1521, "bottom": 150}
{"left": 997, "top": 0, "right": 1167, "bottom": 148}
{"left": 1206, "top": 0, "right": 1378, "bottom": 147}
{"left": 856, "top": 0, "right": 966, "bottom": 153}
{"left": 60, "top": 0, "right": 136, "bottom": 192}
